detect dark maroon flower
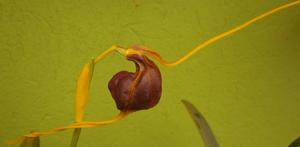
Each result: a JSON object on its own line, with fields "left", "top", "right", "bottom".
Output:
{"left": 108, "top": 52, "right": 162, "bottom": 112}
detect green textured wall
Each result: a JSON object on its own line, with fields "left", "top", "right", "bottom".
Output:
{"left": 0, "top": 0, "right": 300, "bottom": 146}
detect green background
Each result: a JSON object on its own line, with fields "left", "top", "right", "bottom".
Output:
{"left": 0, "top": 0, "right": 300, "bottom": 146}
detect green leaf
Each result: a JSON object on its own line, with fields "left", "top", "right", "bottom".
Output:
{"left": 70, "top": 128, "right": 81, "bottom": 147}
{"left": 181, "top": 100, "right": 219, "bottom": 147}
{"left": 289, "top": 137, "right": 300, "bottom": 147}
{"left": 20, "top": 137, "right": 40, "bottom": 147}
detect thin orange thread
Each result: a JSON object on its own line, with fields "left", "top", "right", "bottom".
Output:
{"left": 144, "top": 0, "right": 300, "bottom": 67}
{"left": 6, "top": 112, "right": 129, "bottom": 144}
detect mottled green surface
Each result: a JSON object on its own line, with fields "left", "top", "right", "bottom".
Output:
{"left": 0, "top": 0, "right": 300, "bottom": 146}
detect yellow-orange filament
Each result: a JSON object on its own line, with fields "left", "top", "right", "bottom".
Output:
{"left": 146, "top": 0, "right": 300, "bottom": 67}
{"left": 7, "top": 112, "right": 129, "bottom": 144}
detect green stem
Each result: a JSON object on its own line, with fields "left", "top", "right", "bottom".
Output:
{"left": 70, "top": 128, "right": 81, "bottom": 147}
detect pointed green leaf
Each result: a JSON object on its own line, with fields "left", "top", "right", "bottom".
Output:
{"left": 182, "top": 100, "right": 219, "bottom": 147}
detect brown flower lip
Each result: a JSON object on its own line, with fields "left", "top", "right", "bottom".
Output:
{"left": 108, "top": 50, "right": 162, "bottom": 112}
